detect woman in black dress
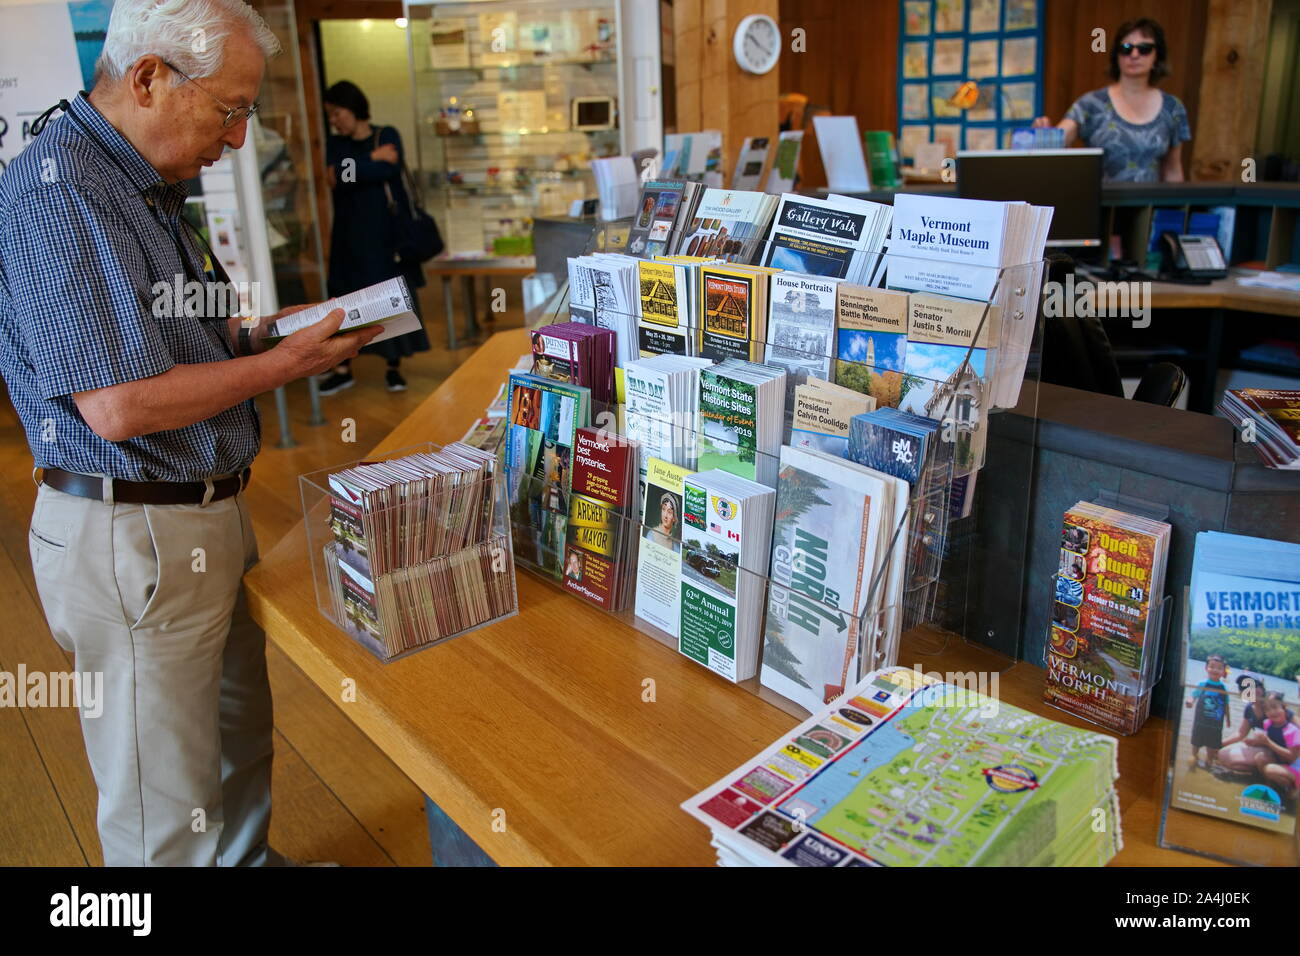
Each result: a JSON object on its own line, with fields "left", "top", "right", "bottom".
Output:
{"left": 319, "top": 80, "right": 430, "bottom": 394}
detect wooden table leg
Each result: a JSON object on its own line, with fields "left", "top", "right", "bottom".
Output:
{"left": 442, "top": 275, "right": 456, "bottom": 350}
{"left": 463, "top": 275, "right": 480, "bottom": 341}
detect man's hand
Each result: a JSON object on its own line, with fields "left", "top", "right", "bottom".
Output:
{"left": 370, "top": 143, "right": 399, "bottom": 164}
{"left": 272, "top": 308, "right": 384, "bottom": 379}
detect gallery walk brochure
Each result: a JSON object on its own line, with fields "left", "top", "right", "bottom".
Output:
{"left": 634, "top": 457, "right": 694, "bottom": 638}
{"left": 683, "top": 666, "right": 1122, "bottom": 866}
{"left": 266, "top": 276, "right": 420, "bottom": 345}
{"left": 1170, "top": 531, "right": 1300, "bottom": 836}
{"left": 678, "top": 470, "right": 775, "bottom": 682}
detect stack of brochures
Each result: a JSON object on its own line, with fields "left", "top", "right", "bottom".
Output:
{"left": 1169, "top": 531, "right": 1300, "bottom": 838}
{"left": 760, "top": 445, "right": 908, "bottom": 712}
{"left": 624, "top": 354, "right": 715, "bottom": 476}
{"left": 683, "top": 666, "right": 1123, "bottom": 866}
{"left": 698, "top": 359, "right": 787, "bottom": 487}
{"left": 323, "top": 445, "right": 514, "bottom": 659}
{"left": 529, "top": 322, "right": 617, "bottom": 405}
{"left": 1219, "top": 388, "right": 1300, "bottom": 469}
{"left": 503, "top": 372, "right": 592, "bottom": 579}
{"left": 567, "top": 254, "right": 642, "bottom": 366}
{"left": 625, "top": 178, "right": 707, "bottom": 259}
{"left": 678, "top": 470, "right": 776, "bottom": 682}
{"left": 1044, "top": 501, "right": 1171, "bottom": 735}
{"left": 562, "top": 428, "right": 640, "bottom": 612}
{"left": 761, "top": 192, "right": 892, "bottom": 284}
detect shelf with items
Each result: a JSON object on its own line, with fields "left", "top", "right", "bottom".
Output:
{"left": 405, "top": 0, "right": 623, "bottom": 258}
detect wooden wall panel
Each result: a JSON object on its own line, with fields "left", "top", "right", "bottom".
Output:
{"left": 674, "top": 0, "right": 782, "bottom": 184}
{"left": 1190, "top": 0, "right": 1273, "bottom": 180}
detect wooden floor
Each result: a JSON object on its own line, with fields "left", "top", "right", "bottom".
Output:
{"left": 0, "top": 287, "right": 526, "bottom": 867}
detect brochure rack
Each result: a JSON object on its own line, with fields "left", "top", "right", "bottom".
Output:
{"left": 502, "top": 234, "right": 1051, "bottom": 711}
{"left": 1040, "top": 493, "right": 1173, "bottom": 736}
{"left": 1158, "top": 588, "right": 1300, "bottom": 866}
{"left": 300, "top": 443, "right": 520, "bottom": 663}
{"left": 502, "top": 436, "right": 912, "bottom": 717}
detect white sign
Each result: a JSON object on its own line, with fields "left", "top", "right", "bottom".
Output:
{"left": 0, "top": 3, "right": 85, "bottom": 173}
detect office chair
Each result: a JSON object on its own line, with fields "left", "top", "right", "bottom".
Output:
{"left": 1039, "top": 253, "right": 1187, "bottom": 407}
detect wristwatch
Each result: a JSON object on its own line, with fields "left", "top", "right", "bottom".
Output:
{"left": 238, "top": 316, "right": 260, "bottom": 356}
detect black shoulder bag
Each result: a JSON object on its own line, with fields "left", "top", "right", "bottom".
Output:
{"left": 375, "top": 127, "right": 444, "bottom": 265}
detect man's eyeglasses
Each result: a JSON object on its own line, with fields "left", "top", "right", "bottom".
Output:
{"left": 1119, "top": 42, "right": 1157, "bottom": 57}
{"left": 161, "top": 59, "right": 259, "bottom": 128}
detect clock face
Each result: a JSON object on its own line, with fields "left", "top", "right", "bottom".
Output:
{"left": 733, "top": 14, "right": 780, "bottom": 75}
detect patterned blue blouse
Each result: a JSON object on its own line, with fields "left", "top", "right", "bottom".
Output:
{"left": 1065, "top": 87, "right": 1192, "bottom": 182}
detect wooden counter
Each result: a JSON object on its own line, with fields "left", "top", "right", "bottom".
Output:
{"left": 243, "top": 328, "right": 1230, "bottom": 866}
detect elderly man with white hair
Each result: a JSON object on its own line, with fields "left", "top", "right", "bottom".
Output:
{"left": 0, "top": 0, "right": 380, "bottom": 866}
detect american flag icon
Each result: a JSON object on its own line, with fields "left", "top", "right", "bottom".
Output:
{"left": 710, "top": 522, "right": 722, "bottom": 534}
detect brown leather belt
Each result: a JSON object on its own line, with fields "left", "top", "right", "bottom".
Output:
{"left": 41, "top": 467, "right": 252, "bottom": 505}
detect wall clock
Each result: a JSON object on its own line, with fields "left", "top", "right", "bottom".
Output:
{"left": 733, "top": 14, "right": 780, "bottom": 75}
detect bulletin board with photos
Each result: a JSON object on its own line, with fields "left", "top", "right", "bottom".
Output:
{"left": 897, "top": 0, "right": 1044, "bottom": 163}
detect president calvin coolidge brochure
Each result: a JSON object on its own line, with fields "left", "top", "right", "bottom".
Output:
{"left": 267, "top": 276, "right": 421, "bottom": 344}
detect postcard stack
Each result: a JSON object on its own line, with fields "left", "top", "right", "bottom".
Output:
{"left": 323, "top": 444, "right": 515, "bottom": 660}
{"left": 760, "top": 445, "right": 908, "bottom": 712}
{"left": 683, "top": 666, "right": 1123, "bottom": 866}
{"left": 678, "top": 470, "right": 776, "bottom": 682}
{"left": 1218, "top": 388, "right": 1300, "bottom": 469}
{"left": 1169, "top": 531, "right": 1300, "bottom": 839}
{"left": 1044, "top": 501, "right": 1171, "bottom": 735}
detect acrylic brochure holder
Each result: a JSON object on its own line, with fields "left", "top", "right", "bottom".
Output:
{"left": 502, "top": 433, "right": 911, "bottom": 718}
{"left": 1041, "top": 492, "right": 1173, "bottom": 736}
{"left": 1158, "top": 587, "right": 1300, "bottom": 867}
{"left": 299, "top": 442, "right": 520, "bottom": 664}
{"left": 536, "top": 236, "right": 1048, "bottom": 677}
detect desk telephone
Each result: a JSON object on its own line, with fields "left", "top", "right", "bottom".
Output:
{"left": 1160, "top": 233, "right": 1228, "bottom": 281}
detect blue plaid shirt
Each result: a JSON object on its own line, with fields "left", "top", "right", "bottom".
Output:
{"left": 0, "top": 93, "right": 260, "bottom": 481}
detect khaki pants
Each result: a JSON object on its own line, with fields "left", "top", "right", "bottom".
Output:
{"left": 28, "top": 483, "right": 277, "bottom": 867}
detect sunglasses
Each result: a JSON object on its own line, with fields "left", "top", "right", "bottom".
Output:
{"left": 162, "top": 59, "right": 259, "bottom": 128}
{"left": 1119, "top": 42, "right": 1157, "bottom": 57}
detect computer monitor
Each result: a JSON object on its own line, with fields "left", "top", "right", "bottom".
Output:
{"left": 956, "top": 149, "right": 1104, "bottom": 248}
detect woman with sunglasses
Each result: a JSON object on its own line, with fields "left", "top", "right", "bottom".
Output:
{"left": 1033, "top": 18, "right": 1190, "bottom": 182}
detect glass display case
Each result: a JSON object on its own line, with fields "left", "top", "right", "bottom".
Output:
{"left": 404, "top": 0, "right": 626, "bottom": 258}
